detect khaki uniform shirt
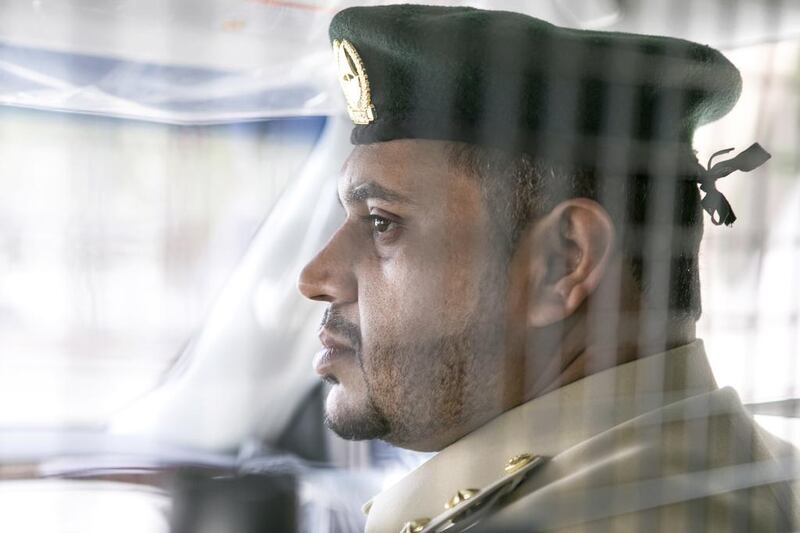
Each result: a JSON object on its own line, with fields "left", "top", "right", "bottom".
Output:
{"left": 363, "top": 341, "right": 798, "bottom": 532}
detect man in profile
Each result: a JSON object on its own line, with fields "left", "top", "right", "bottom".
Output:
{"left": 298, "top": 4, "right": 794, "bottom": 532}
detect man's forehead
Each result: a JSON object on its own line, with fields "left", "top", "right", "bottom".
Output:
{"left": 338, "top": 139, "right": 460, "bottom": 203}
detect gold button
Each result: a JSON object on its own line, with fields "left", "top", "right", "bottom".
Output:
{"left": 400, "top": 518, "right": 431, "bottom": 533}
{"left": 505, "top": 453, "right": 535, "bottom": 473}
{"left": 444, "top": 488, "right": 480, "bottom": 510}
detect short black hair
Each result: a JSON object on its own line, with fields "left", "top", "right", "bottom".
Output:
{"left": 447, "top": 142, "right": 705, "bottom": 322}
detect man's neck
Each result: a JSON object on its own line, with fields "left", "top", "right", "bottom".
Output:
{"left": 523, "top": 316, "right": 697, "bottom": 401}
{"left": 408, "top": 316, "right": 697, "bottom": 452}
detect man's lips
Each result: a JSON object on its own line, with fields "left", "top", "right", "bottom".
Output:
{"left": 313, "top": 330, "right": 356, "bottom": 379}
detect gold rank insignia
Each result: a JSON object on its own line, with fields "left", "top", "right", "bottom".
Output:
{"left": 333, "top": 39, "right": 376, "bottom": 125}
{"left": 407, "top": 454, "right": 546, "bottom": 533}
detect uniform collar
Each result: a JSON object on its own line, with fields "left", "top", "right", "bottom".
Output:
{"left": 364, "top": 340, "right": 718, "bottom": 533}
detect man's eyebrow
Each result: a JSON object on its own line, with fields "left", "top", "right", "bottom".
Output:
{"left": 341, "top": 182, "right": 413, "bottom": 205}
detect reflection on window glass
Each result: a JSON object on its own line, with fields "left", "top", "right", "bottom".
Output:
{"left": 695, "top": 41, "right": 800, "bottom": 427}
{"left": 0, "top": 111, "right": 325, "bottom": 426}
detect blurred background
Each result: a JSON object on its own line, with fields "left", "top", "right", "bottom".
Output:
{"left": 0, "top": 1, "right": 798, "bottom": 532}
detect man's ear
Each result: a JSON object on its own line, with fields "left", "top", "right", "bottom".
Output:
{"left": 523, "top": 198, "right": 616, "bottom": 327}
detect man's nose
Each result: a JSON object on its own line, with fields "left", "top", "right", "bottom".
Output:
{"left": 297, "top": 228, "right": 357, "bottom": 304}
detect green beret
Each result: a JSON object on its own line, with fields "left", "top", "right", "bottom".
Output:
{"left": 329, "top": 4, "right": 743, "bottom": 172}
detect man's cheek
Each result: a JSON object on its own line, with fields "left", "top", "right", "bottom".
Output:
{"left": 361, "top": 294, "right": 435, "bottom": 343}
{"left": 375, "top": 268, "right": 459, "bottom": 320}
{"left": 358, "top": 250, "right": 481, "bottom": 345}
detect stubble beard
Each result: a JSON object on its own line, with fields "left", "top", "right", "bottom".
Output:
{"left": 323, "top": 344, "right": 392, "bottom": 441}
{"left": 324, "top": 329, "right": 485, "bottom": 447}
{"left": 324, "top": 285, "right": 508, "bottom": 450}
{"left": 364, "top": 331, "right": 477, "bottom": 449}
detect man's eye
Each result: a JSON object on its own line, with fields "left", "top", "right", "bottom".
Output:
{"left": 370, "top": 215, "right": 393, "bottom": 233}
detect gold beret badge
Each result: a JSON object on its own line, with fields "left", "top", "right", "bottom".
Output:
{"left": 333, "top": 39, "right": 376, "bottom": 125}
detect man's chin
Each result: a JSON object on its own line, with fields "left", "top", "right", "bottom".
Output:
{"left": 323, "top": 387, "right": 390, "bottom": 441}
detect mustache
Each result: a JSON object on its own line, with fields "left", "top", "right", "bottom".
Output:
{"left": 320, "top": 307, "right": 362, "bottom": 351}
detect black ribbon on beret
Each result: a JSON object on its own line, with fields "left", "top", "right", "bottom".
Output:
{"left": 694, "top": 143, "right": 771, "bottom": 226}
